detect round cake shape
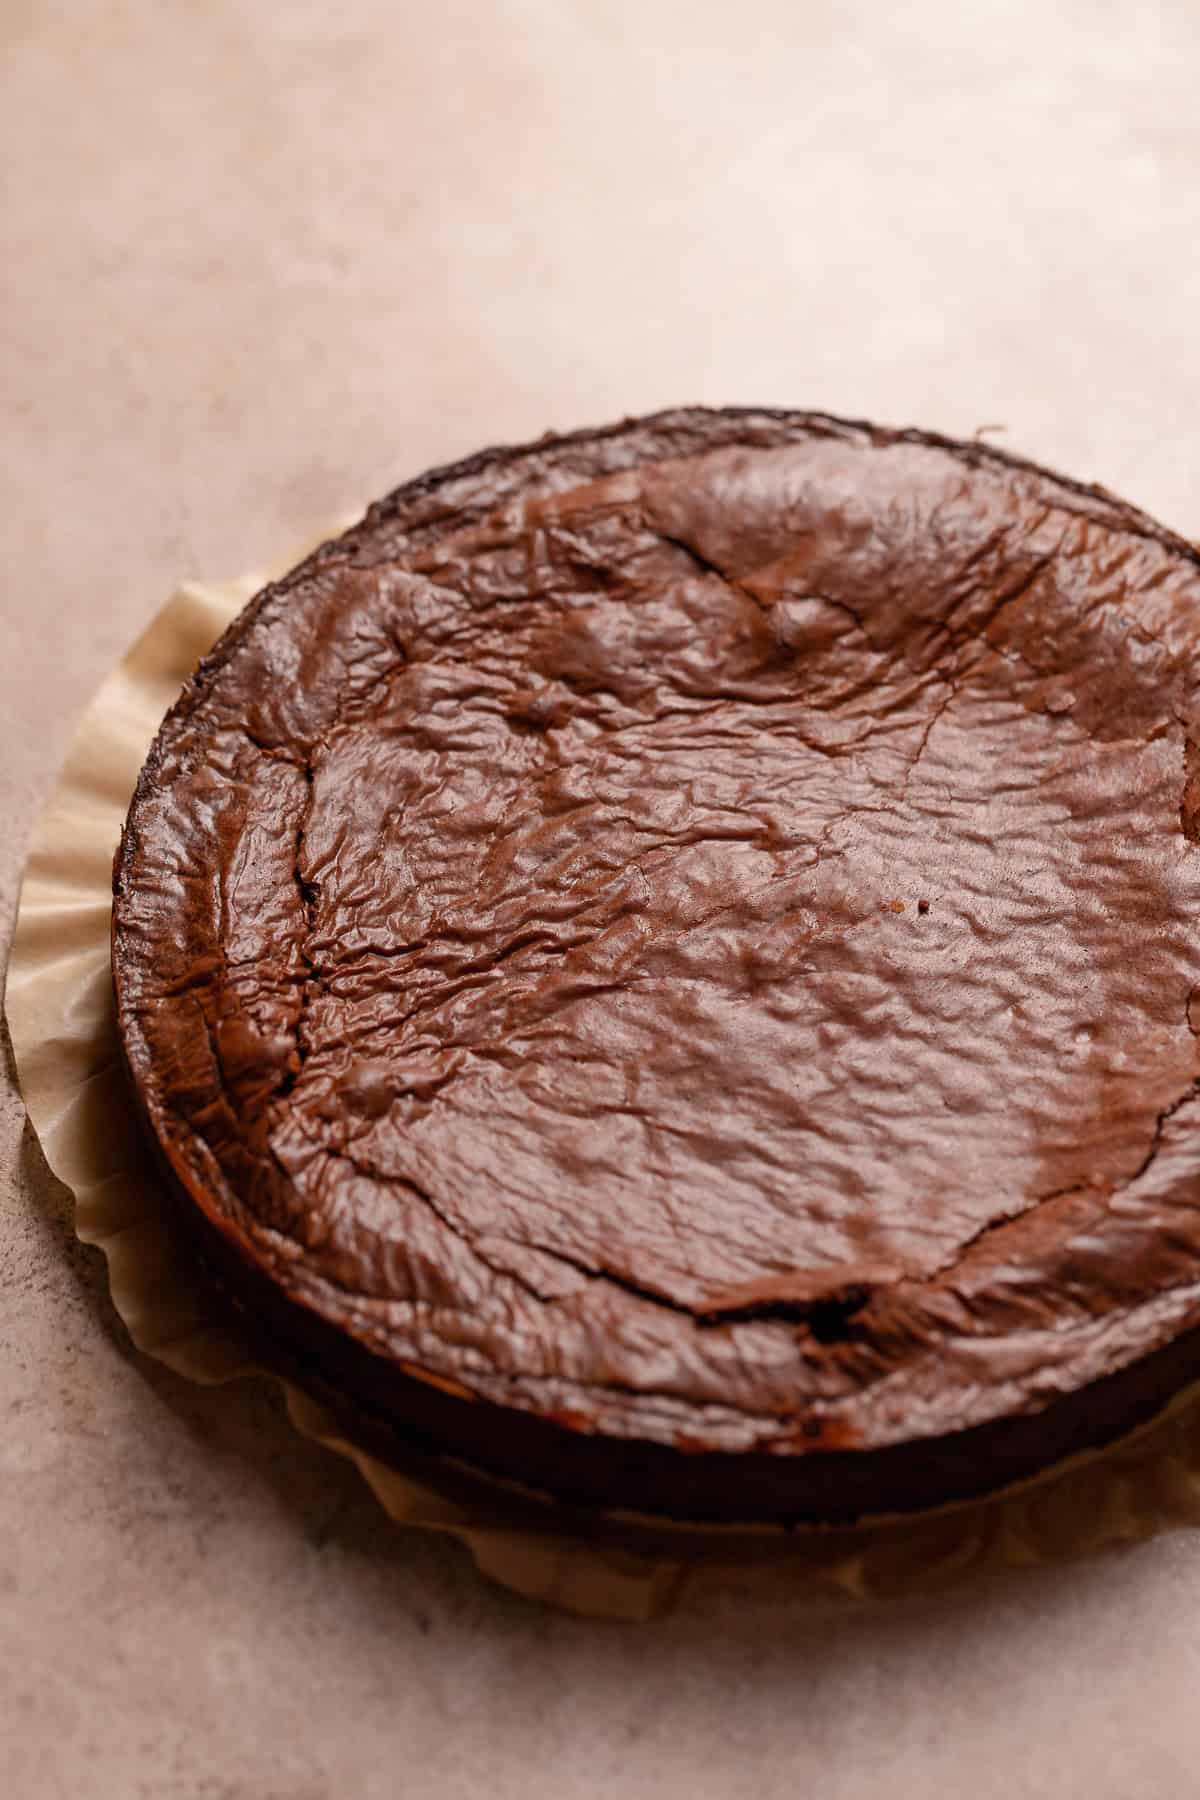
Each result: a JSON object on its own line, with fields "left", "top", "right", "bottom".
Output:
{"left": 113, "top": 407, "right": 1200, "bottom": 1522}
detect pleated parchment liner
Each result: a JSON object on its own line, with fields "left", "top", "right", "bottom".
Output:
{"left": 11, "top": 533, "right": 1200, "bottom": 1620}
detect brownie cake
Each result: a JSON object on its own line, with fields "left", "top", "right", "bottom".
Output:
{"left": 112, "top": 407, "right": 1200, "bottom": 1523}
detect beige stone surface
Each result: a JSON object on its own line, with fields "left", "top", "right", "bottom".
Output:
{"left": 5, "top": 3, "right": 1200, "bottom": 1794}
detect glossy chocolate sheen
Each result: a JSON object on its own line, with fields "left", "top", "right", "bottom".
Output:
{"left": 113, "top": 407, "right": 1200, "bottom": 1522}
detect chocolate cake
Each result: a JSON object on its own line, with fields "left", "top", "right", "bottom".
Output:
{"left": 112, "top": 407, "right": 1200, "bottom": 1523}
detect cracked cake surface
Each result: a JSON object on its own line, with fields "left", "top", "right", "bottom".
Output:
{"left": 112, "top": 407, "right": 1200, "bottom": 1520}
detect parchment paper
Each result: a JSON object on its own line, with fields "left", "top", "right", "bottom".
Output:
{"left": 9, "top": 536, "right": 1200, "bottom": 1619}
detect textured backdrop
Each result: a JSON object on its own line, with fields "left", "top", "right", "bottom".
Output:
{"left": 4, "top": 3, "right": 1200, "bottom": 1795}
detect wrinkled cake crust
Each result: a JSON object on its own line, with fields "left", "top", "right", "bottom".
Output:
{"left": 113, "top": 408, "right": 1200, "bottom": 1516}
